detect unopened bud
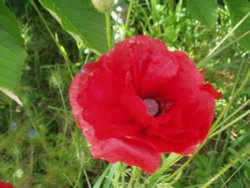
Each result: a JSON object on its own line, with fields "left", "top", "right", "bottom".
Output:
{"left": 91, "top": 0, "right": 114, "bottom": 13}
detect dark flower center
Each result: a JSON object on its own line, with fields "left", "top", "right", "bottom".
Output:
{"left": 143, "top": 98, "right": 160, "bottom": 116}
{"left": 143, "top": 97, "right": 174, "bottom": 117}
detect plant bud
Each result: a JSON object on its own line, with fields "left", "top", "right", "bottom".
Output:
{"left": 91, "top": 0, "right": 114, "bottom": 13}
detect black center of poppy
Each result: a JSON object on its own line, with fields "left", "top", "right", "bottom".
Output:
{"left": 143, "top": 98, "right": 160, "bottom": 116}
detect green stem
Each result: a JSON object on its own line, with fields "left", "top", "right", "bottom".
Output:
{"left": 123, "top": 0, "right": 135, "bottom": 39}
{"left": 128, "top": 167, "right": 139, "bottom": 188}
{"left": 211, "top": 68, "right": 250, "bottom": 131}
{"left": 207, "top": 11, "right": 250, "bottom": 57}
{"left": 83, "top": 170, "right": 91, "bottom": 188}
{"left": 105, "top": 13, "right": 112, "bottom": 50}
{"left": 198, "top": 30, "right": 250, "bottom": 67}
{"left": 169, "top": 0, "right": 175, "bottom": 15}
{"left": 210, "top": 109, "right": 250, "bottom": 138}
{"left": 24, "top": 103, "right": 48, "bottom": 153}
{"left": 161, "top": 142, "right": 205, "bottom": 184}
{"left": 134, "top": 169, "right": 141, "bottom": 187}
{"left": 30, "top": 0, "right": 73, "bottom": 79}
{"left": 214, "top": 98, "right": 250, "bottom": 132}
{"left": 201, "top": 147, "right": 250, "bottom": 188}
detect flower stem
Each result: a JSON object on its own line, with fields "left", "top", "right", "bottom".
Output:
{"left": 123, "top": 0, "right": 135, "bottom": 39}
{"left": 30, "top": 0, "right": 73, "bottom": 79}
{"left": 105, "top": 13, "right": 112, "bottom": 50}
{"left": 169, "top": 0, "right": 175, "bottom": 15}
{"left": 134, "top": 168, "right": 141, "bottom": 187}
{"left": 128, "top": 167, "right": 139, "bottom": 188}
{"left": 210, "top": 67, "right": 250, "bottom": 132}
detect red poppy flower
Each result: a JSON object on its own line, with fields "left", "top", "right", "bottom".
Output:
{"left": 0, "top": 182, "right": 14, "bottom": 188}
{"left": 70, "top": 35, "right": 221, "bottom": 174}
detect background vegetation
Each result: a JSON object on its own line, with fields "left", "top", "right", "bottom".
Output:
{"left": 0, "top": 0, "right": 249, "bottom": 187}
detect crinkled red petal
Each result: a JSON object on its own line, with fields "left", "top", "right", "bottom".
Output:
{"left": 69, "top": 35, "right": 221, "bottom": 173}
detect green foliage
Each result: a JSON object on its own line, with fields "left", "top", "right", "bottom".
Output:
{"left": 0, "top": 1, "right": 26, "bottom": 105}
{"left": 187, "top": 0, "right": 218, "bottom": 29}
{"left": 225, "top": 0, "right": 250, "bottom": 50}
{"left": 201, "top": 145, "right": 250, "bottom": 188}
{"left": 147, "top": 154, "right": 182, "bottom": 187}
{"left": 39, "top": 0, "right": 108, "bottom": 55}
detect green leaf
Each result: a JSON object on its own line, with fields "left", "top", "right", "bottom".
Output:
{"left": 147, "top": 154, "right": 182, "bottom": 187}
{"left": 228, "top": 147, "right": 250, "bottom": 169}
{"left": 187, "top": 0, "right": 218, "bottom": 28}
{"left": 93, "top": 164, "right": 112, "bottom": 188}
{"left": 0, "top": 1, "right": 26, "bottom": 105}
{"left": 103, "top": 163, "right": 118, "bottom": 188}
{"left": 39, "top": 0, "right": 108, "bottom": 55}
{"left": 225, "top": 0, "right": 250, "bottom": 50}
